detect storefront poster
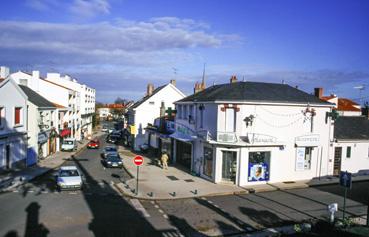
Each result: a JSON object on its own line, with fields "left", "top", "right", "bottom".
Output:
{"left": 248, "top": 163, "right": 269, "bottom": 182}
{"left": 295, "top": 147, "right": 306, "bottom": 171}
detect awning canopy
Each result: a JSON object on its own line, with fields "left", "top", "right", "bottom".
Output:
{"left": 169, "top": 131, "right": 197, "bottom": 142}
{"left": 60, "top": 129, "right": 71, "bottom": 138}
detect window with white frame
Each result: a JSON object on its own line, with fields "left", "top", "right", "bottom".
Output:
{"left": 346, "top": 146, "right": 351, "bottom": 158}
{"left": 225, "top": 108, "right": 235, "bottom": 132}
{"left": 0, "top": 107, "right": 4, "bottom": 127}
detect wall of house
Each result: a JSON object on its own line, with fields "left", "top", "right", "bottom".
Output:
{"left": 27, "top": 102, "right": 39, "bottom": 163}
{"left": 132, "top": 84, "right": 185, "bottom": 150}
{"left": 0, "top": 80, "right": 27, "bottom": 169}
{"left": 335, "top": 141, "right": 369, "bottom": 174}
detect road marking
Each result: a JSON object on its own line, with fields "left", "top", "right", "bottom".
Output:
{"left": 158, "top": 209, "right": 164, "bottom": 214}
{"left": 163, "top": 214, "right": 168, "bottom": 219}
{"left": 28, "top": 190, "right": 34, "bottom": 193}
{"left": 150, "top": 201, "right": 155, "bottom": 205}
{"left": 154, "top": 205, "right": 160, "bottom": 209}
{"left": 13, "top": 190, "right": 19, "bottom": 193}
{"left": 130, "top": 199, "right": 151, "bottom": 218}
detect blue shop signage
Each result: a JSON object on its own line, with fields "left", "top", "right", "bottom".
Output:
{"left": 248, "top": 163, "right": 270, "bottom": 182}
{"left": 38, "top": 132, "right": 48, "bottom": 144}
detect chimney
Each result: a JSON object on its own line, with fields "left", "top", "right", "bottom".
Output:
{"left": 170, "top": 79, "right": 176, "bottom": 87}
{"left": 160, "top": 101, "right": 166, "bottom": 117}
{"left": 0, "top": 66, "right": 10, "bottom": 78}
{"left": 314, "top": 88, "right": 323, "bottom": 99}
{"left": 194, "top": 82, "right": 200, "bottom": 94}
{"left": 32, "top": 70, "right": 40, "bottom": 92}
{"left": 147, "top": 83, "right": 154, "bottom": 96}
{"left": 230, "top": 75, "right": 238, "bottom": 83}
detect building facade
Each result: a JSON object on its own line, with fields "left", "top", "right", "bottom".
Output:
{"left": 333, "top": 116, "right": 369, "bottom": 175}
{"left": 127, "top": 80, "right": 185, "bottom": 151}
{"left": 0, "top": 79, "right": 28, "bottom": 169}
{"left": 173, "top": 78, "right": 335, "bottom": 186}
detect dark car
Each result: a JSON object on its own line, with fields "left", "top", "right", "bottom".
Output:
{"left": 107, "top": 134, "right": 120, "bottom": 144}
{"left": 102, "top": 154, "right": 123, "bottom": 168}
{"left": 87, "top": 139, "right": 100, "bottom": 149}
{"left": 102, "top": 146, "right": 118, "bottom": 159}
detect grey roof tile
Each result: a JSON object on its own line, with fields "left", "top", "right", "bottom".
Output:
{"left": 19, "top": 85, "right": 56, "bottom": 108}
{"left": 334, "top": 116, "right": 369, "bottom": 140}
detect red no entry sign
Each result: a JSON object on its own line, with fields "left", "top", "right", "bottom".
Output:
{"left": 133, "top": 155, "right": 144, "bottom": 166}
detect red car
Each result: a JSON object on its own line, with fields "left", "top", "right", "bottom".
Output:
{"left": 87, "top": 139, "right": 100, "bottom": 149}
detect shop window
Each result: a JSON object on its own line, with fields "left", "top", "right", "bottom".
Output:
{"left": 14, "top": 107, "right": 22, "bottom": 126}
{"left": 346, "top": 146, "right": 351, "bottom": 158}
{"left": 295, "top": 147, "right": 313, "bottom": 171}
{"left": 203, "top": 147, "right": 213, "bottom": 178}
{"left": 248, "top": 151, "right": 270, "bottom": 182}
{"left": 183, "top": 105, "right": 188, "bottom": 119}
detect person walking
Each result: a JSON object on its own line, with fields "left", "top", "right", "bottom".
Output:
{"left": 161, "top": 152, "right": 169, "bottom": 170}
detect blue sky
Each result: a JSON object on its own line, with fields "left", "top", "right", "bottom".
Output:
{"left": 1, "top": 0, "right": 368, "bottom": 103}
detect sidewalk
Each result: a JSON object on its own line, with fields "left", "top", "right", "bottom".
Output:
{"left": 115, "top": 146, "right": 369, "bottom": 200}
{"left": 0, "top": 131, "right": 103, "bottom": 192}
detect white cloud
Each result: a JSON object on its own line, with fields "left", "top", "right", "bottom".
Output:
{"left": 25, "top": 0, "right": 59, "bottom": 11}
{"left": 70, "top": 0, "right": 111, "bottom": 18}
{"left": 0, "top": 18, "right": 235, "bottom": 67}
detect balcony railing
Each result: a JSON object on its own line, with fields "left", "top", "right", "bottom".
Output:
{"left": 216, "top": 131, "right": 237, "bottom": 143}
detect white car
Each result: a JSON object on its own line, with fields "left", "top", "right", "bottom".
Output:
{"left": 61, "top": 138, "right": 77, "bottom": 151}
{"left": 101, "top": 125, "right": 108, "bottom": 132}
{"left": 56, "top": 166, "right": 83, "bottom": 190}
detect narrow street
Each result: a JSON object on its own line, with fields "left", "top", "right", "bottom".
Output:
{"left": 0, "top": 133, "right": 368, "bottom": 237}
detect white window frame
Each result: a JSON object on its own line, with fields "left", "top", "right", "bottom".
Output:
{"left": 0, "top": 106, "right": 5, "bottom": 129}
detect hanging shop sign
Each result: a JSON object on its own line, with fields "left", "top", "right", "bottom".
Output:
{"left": 295, "top": 134, "right": 320, "bottom": 147}
{"left": 38, "top": 132, "right": 48, "bottom": 144}
{"left": 243, "top": 133, "right": 277, "bottom": 145}
{"left": 248, "top": 163, "right": 269, "bottom": 182}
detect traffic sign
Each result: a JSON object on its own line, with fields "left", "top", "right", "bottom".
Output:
{"left": 133, "top": 156, "right": 144, "bottom": 166}
{"left": 339, "top": 171, "right": 352, "bottom": 189}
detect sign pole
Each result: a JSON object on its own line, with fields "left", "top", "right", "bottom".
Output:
{"left": 367, "top": 190, "right": 369, "bottom": 226}
{"left": 343, "top": 187, "right": 347, "bottom": 220}
{"left": 136, "top": 166, "right": 139, "bottom": 196}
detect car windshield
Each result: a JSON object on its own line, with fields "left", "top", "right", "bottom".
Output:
{"left": 105, "top": 147, "right": 117, "bottom": 152}
{"left": 90, "top": 140, "right": 98, "bottom": 143}
{"left": 63, "top": 141, "right": 74, "bottom": 145}
{"left": 59, "top": 169, "right": 79, "bottom": 177}
{"left": 107, "top": 156, "right": 121, "bottom": 162}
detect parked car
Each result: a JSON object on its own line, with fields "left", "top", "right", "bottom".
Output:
{"left": 107, "top": 134, "right": 120, "bottom": 144}
{"left": 61, "top": 138, "right": 77, "bottom": 151}
{"left": 102, "top": 154, "right": 123, "bottom": 168}
{"left": 102, "top": 146, "right": 118, "bottom": 158}
{"left": 101, "top": 125, "right": 108, "bottom": 132}
{"left": 55, "top": 166, "right": 83, "bottom": 190}
{"left": 87, "top": 139, "right": 100, "bottom": 149}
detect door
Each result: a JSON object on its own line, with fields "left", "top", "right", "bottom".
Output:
{"left": 176, "top": 141, "right": 192, "bottom": 170}
{"left": 5, "top": 145, "right": 10, "bottom": 169}
{"left": 222, "top": 151, "right": 237, "bottom": 183}
{"left": 334, "top": 147, "right": 342, "bottom": 175}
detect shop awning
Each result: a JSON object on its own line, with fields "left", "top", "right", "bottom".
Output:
{"left": 60, "top": 129, "right": 71, "bottom": 137}
{"left": 169, "top": 131, "right": 197, "bottom": 142}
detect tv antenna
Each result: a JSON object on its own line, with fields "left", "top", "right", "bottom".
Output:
{"left": 354, "top": 85, "right": 366, "bottom": 105}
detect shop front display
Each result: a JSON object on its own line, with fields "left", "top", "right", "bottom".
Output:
{"left": 222, "top": 150, "right": 237, "bottom": 183}
{"left": 176, "top": 140, "right": 192, "bottom": 170}
{"left": 248, "top": 151, "right": 270, "bottom": 182}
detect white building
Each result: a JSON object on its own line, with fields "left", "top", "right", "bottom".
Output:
{"left": 173, "top": 77, "right": 335, "bottom": 186}
{"left": 0, "top": 79, "right": 28, "bottom": 169}
{"left": 98, "top": 107, "right": 111, "bottom": 119}
{"left": 333, "top": 116, "right": 369, "bottom": 175}
{"left": 315, "top": 88, "right": 362, "bottom": 116}
{"left": 127, "top": 80, "right": 185, "bottom": 151}
{"left": 18, "top": 85, "right": 58, "bottom": 162}
{"left": 10, "top": 71, "right": 81, "bottom": 141}
{"left": 45, "top": 73, "right": 95, "bottom": 139}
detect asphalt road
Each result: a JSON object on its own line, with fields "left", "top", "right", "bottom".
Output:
{"left": 0, "top": 129, "right": 368, "bottom": 237}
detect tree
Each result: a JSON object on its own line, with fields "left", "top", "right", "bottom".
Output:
{"left": 114, "top": 97, "right": 127, "bottom": 105}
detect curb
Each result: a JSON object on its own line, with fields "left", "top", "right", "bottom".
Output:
{"left": 114, "top": 182, "right": 249, "bottom": 201}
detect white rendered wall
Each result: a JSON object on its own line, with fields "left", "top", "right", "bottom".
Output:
{"left": 336, "top": 141, "right": 369, "bottom": 174}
